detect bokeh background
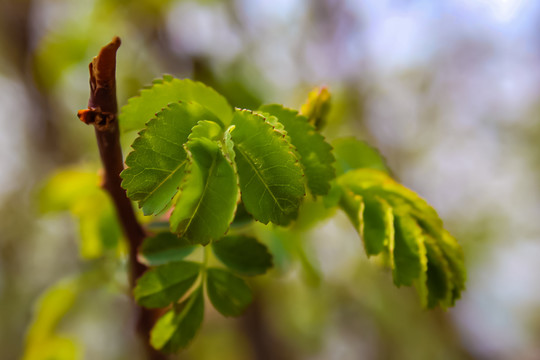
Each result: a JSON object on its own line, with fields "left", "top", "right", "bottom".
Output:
{"left": 1, "top": 0, "right": 539, "bottom": 359}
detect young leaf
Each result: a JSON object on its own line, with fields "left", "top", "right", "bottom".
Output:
{"left": 134, "top": 261, "right": 200, "bottom": 308}
{"left": 139, "top": 232, "right": 196, "bottom": 266}
{"left": 424, "top": 235, "right": 454, "bottom": 308}
{"left": 150, "top": 287, "right": 205, "bottom": 353}
{"left": 206, "top": 268, "right": 253, "bottom": 317}
{"left": 121, "top": 102, "right": 220, "bottom": 215}
{"left": 119, "top": 76, "right": 233, "bottom": 132}
{"left": 259, "top": 104, "right": 335, "bottom": 196}
{"left": 169, "top": 128, "right": 238, "bottom": 245}
{"left": 212, "top": 235, "right": 273, "bottom": 276}
{"left": 230, "top": 110, "right": 305, "bottom": 225}
{"left": 23, "top": 277, "right": 82, "bottom": 360}
{"left": 300, "top": 86, "right": 331, "bottom": 130}
{"left": 336, "top": 168, "right": 465, "bottom": 308}
{"left": 332, "top": 137, "right": 390, "bottom": 176}
{"left": 362, "top": 195, "right": 393, "bottom": 257}
{"left": 39, "top": 169, "right": 122, "bottom": 259}
{"left": 392, "top": 213, "right": 427, "bottom": 287}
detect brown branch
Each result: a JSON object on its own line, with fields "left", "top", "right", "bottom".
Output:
{"left": 77, "top": 37, "right": 166, "bottom": 360}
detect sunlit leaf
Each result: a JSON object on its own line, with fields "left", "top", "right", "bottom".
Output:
{"left": 230, "top": 110, "right": 304, "bottom": 225}
{"left": 150, "top": 287, "right": 205, "bottom": 353}
{"left": 119, "top": 76, "right": 233, "bottom": 132}
{"left": 121, "top": 102, "right": 220, "bottom": 216}
{"left": 212, "top": 235, "right": 273, "bottom": 276}
{"left": 139, "top": 232, "right": 196, "bottom": 266}
{"left": 337, "top": 168, "right": 465, "bottom": 308}
{"left": 134, "top": 261, "right": 200, "bottom": 308}
{"left": 259, "top": 104, "right": 335, "bottom": 196}
{"left": 23, "top": 278, "right": 82, "bottom": 360}
{"left": 300, "top": 86, "right": 331, "bottom": 130}
{"left": 206, "top": 268, "right": 253, "bottom": 317}
{"left": 362, "top": 195, "right": 393, "bottom": 257}
{"left": 39, "top": 169, "right": 122, "bottom": 259}
{"left": 392, "top": 213, "right": 427, "bottom": 287}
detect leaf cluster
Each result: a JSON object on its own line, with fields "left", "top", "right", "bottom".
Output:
{"left": 117, "top": 76, "right": 466, "bottom": 352}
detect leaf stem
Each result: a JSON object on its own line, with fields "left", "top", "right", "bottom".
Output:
{"left": 77, "top": 37, "right": 165, "bottom": 360}
{"left": 201, "top": 245, "right": 211, "bottom": 285}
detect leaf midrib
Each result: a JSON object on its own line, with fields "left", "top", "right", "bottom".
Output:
{"left": 141, "top": 273, "right": 198, "bottom": 298}
{"left": 182, "top": 152, "right": 218, "bottom": 234}
{"left": 236, "top": 144, "right": 285, "bottom": 212}
{"left": 141, "top": 159, "right": 188, "bottom": 206}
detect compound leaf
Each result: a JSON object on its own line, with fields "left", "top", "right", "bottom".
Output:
{"left": 134, "top": 261, "right": 200, "bottom": 308}
{"left": 120, "top": 76, "right": 233, "bottom": 132}
{"left": 121, "top": 102, "right": 220, "bottom": 216}
{"left": 230, "top": 110, "right": 304, "bottom": 225}
{"left": 212, "top": 235, "right": 273, "bottom": 276}
{"left": 139, "top": 232, "right": 196, "bottom": 266}
{"left": 337, "top": 168, "right": 465, "bottom": 308}
{"left": 150, "top": 287, "right": 204, "bottom": 353}
{"left": 206, "top": 268, "right": 253, "bottom": 317}
{"left": 169, "top": 127, "right": 238, "bottom": 245}
{"left": 259, "top": 104, "right": 335, "bottom": 196}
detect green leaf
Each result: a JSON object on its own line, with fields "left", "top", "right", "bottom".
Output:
{"left": 300, "top": 86, "right": 331, "bottom": 130}
{"left": 39, "top": 168, "right": 122, "bottom": 259}
{"left": 120, "top": 76, "right": 233, "bottom": 132}
{"left": 332, "top": 137, "right": 390, "bottom": 176}
{"left": 169, "top": 127, "right": 238, "bottom": 245}
{"left": 150, "top": 287, "right": 204, "bottom": 353}
{"left": 259, "top": 104, "right": 335, "bottom": 196}
{"left": 392, "top": 213, "right": 427, "bottom": 287}
{"left": 362, "top": 195, "right": 393, "bottom": 257}
{"left": 212, "top": 235, "right": 273, "bottom": 276}
{"left": 139, "top": 232, "right": 196, "bottom": 266}
{"left": 23, "top": 277, "right": 82, "bottom": 360}
{"left": 24, "top": 278, "right": 78, "bottom": 348}
{"left": 424, "top": 235, "right": 453, "bottom": 308}
{"left": 230, "top": 110, "right": 305, "bottom": 225}
{"left": 336, "top": 168, "right": 465, "bottom": 308}
{"left": 206, "top": 268, "right": 253, "bottom": 317}
{"left": 121, "top": 102, "right": 220, "bottom": 216}
{"left": 134, "top": 261, "right": 200, "bottom": 308}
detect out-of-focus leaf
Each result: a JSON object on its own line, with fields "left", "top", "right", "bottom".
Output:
{"left": 300, "top": 86, "right": 331, "bottom": 130}
{"left": 23, "top": 278, "right": 82, "bottom": 360}
{"left": 134, "top": 261, "right": 200, "bottom": 308}
{"left": 206, "top": 268, "right": 253, "bottom": 317}
{"left": 361, "top": 196, "right": 393, "bottom": 257}
{"left": 169, "top": 123, "right": 238, "bottom": 245}
{"left": 39, "top": 169, "right": 122, "bottom": 259}
{"left": 139, "top": 232, "right": 196, "bottom": 266}
{"left": 336, "top": 168, "right": 465, "bottom": 308}
{"left": 212, "top": 235, "right": 273, "bottom": 276}
{"left": 121, "top": 102, "right": 220, "bottom": 216}
{"left": 119, "top": 76, "right": 233, "bottom": 132}
{"left": 33, "top": 30, "right": 89, "bottom": 90}
{"left": 332, "top": 137, "right": 390, "bottom": 176}
{"left": 392, "top": 213, "right": 427, "bottom": 287}
{"left": 259, "top": 104, "right": 335, "bottom": 196}
{"left": 150, "top": 287, "right": 205, "bottom": 353}
{"left": 230, "top": 110, "right": 304, "bottom": 225}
